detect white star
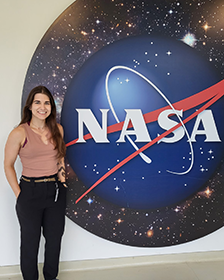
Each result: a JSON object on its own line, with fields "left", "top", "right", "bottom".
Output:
{"left": 87, "top": 198, "right": 93, "bottom": 204}
{"left": 181, "top": 32, "right": 197, "bottom": 47}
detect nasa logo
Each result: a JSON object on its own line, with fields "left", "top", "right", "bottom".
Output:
{"left": 61, "top": 35, "right": 224, "bottom": 210}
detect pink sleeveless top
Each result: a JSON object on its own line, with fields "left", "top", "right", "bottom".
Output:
{"left": 19, "top": 123, "right": 58, "bottom": 177}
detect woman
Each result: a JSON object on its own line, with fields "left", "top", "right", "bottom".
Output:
{"left": 4, "top": 85, "right": 67, "bottom": 280}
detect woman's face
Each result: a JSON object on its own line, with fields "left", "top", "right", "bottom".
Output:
{"left": 30, "top": 93, "right": 51, "bottom": 121}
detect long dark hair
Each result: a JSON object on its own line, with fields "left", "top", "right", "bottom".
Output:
{"left": 20, "top": 85, "right": 66, "bottom": 158}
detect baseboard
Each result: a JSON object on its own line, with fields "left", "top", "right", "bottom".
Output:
{"left": 1, "top": 250, "right": 224, "bottom": 278}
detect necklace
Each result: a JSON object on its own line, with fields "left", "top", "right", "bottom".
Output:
{"left": 30, "top": 122, "right": 47, "bottom": 133}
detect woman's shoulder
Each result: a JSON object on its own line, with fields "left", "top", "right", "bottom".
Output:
{"left": 7, "top": 124, "right": 26, "bottom": 146}
{"left": 12, "top": 124, "right": 26, "bottom": 136}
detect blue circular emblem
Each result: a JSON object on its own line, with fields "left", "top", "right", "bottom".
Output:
{"left": 62, "top": 35, "right": 224, "bottom": 209}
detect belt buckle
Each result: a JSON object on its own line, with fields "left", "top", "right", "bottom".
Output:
{"left": 44, "top": 178, "right": 47, "bottom": 182}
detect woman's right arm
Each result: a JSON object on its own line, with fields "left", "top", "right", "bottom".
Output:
{"left": 4, "top": 126, "right": 25, "bottom": 198}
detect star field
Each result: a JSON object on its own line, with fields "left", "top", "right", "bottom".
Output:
{"left": 22, "top": 0, "right": 224, "bottom": 247}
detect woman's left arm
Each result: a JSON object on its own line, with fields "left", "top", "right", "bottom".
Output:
{"left": 58, "top": 158, "right": 66, "bottom": 182}
{"left": 57, "top": 124, "right": 67, "bottom": 187}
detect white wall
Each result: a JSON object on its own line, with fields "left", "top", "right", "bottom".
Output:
{"left": 1, "top": 0, "right": 224, "bottom": 267}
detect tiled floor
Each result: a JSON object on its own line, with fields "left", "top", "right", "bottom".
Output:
{"left": 2, "top": 259, "right": 224, "bottom": 280}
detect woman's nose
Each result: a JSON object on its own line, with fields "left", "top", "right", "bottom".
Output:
{"left": 40, "top": 103, "right": 46, "bottom": 109}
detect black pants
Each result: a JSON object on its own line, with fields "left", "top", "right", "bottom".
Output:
{"left": 16, "top": 175, "right": 67, "bottom": 280}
